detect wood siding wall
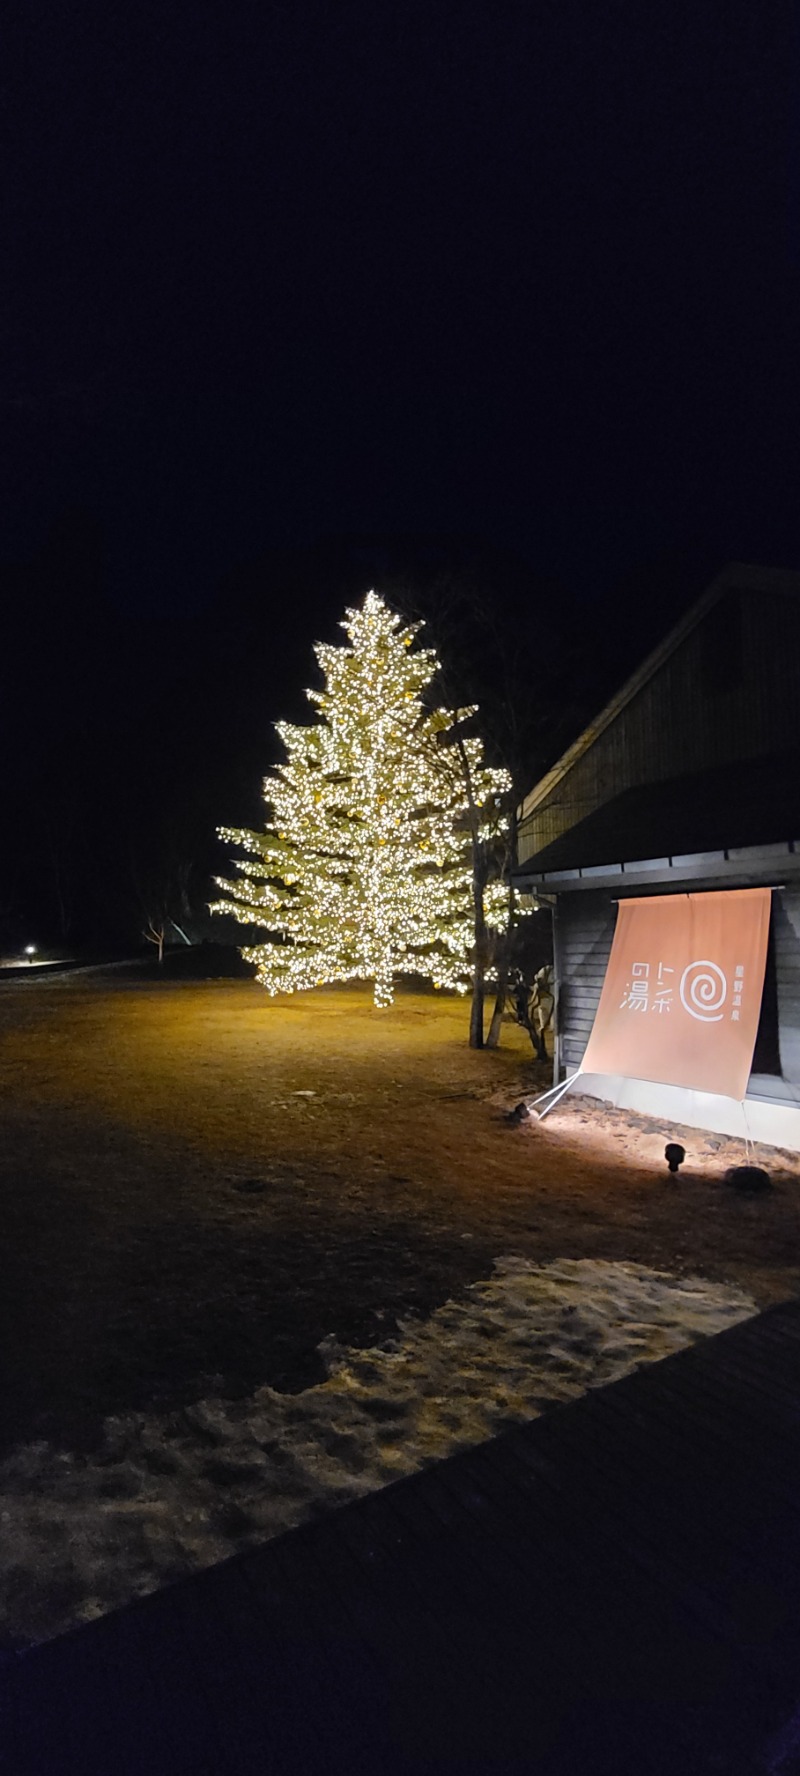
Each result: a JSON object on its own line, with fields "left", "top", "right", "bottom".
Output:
{"left": 776, "top": 890, "right": 800, "bottom": 1087}
{"left": 554, "top": 893, "right": 615, "bottom": 1073}
{"left": 520, "top": 589, "right": 800, "bottom": 863}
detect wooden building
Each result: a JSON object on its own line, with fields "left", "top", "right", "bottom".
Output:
{"left": 515, "top": 563, "right": 800, "bottom": 1148}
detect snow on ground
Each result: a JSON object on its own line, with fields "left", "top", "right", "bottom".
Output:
{"left": 0, "top": 1257, "right": 755, "bottom": 1648}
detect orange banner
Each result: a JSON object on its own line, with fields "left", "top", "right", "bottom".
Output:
{"left": 581, "top": 888, "right": 771, "bottom": 1099}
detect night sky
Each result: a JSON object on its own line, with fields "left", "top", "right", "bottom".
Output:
{"left": 3, "top": 1, "right": 798, "bottom": 945}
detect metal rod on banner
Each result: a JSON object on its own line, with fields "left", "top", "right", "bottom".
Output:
{"left": 528, "top": 1072, "right": 582, "bottom": 1120}
{"left": 610, "top": 885, "right": 785, "bottom": 901}
{"left": 740, "top": 1100, "right": 754, "bottom": 1162}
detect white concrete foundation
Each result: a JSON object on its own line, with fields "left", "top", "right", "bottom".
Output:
{"left": 573, "top": 1071, "right": 800, "bottom": 1153}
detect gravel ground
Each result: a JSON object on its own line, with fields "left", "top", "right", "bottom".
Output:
{"left": 0, "top": 971, "right": 798, "bottom": 1461}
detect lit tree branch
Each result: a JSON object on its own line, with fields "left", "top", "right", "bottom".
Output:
{"left": 212, "top": 592, "right": 511, "bottom": 1008}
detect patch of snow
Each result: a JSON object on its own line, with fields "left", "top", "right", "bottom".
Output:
{"left": 0, "top": 1258, "right": 755, "bottom": 1648}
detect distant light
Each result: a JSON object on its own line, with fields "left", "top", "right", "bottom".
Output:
{"left": 24, "top": 944, "right": 36, "bottom": 957}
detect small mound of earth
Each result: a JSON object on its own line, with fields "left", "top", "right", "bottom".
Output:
{"left": 724, "top": 1166, "right": 772, "bottom": 1193}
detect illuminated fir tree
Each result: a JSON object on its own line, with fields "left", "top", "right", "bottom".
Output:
{"left": 212, "top": 592, "right": 511, "bottom": 1007}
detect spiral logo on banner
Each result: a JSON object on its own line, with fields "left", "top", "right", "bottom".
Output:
{"left": 679, "top": 959, "right": 727, "bottom": 1022}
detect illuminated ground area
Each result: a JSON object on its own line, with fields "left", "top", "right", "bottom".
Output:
{"left": 1, "top": 974, "right": 798, "bottom": 1458}
{"left": 1, "top": 973, "right": 799, "bottom": 1643}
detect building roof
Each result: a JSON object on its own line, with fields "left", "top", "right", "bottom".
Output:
{"left": 518, "top": 562, "right": 800, "bottom": 826}
{"left": 518, "top": 749, "right": 800, "bottom": 878}
{"left": 514, "top": 750, "right": 800, "bottom": 896}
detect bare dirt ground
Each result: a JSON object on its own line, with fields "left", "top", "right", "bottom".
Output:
{"left": 1, "top": 972, "right": 799, "bottom": 1456}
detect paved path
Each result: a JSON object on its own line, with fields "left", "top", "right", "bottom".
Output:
{"left": 4, "top": 1301, "right": 800, "bottom": 1775}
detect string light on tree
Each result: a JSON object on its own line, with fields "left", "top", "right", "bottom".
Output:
{"left": 212, "top": 592, "right": 511, "bottom": 1007}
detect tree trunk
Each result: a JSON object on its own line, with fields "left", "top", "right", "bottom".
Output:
{"left": 469, "top": 962, "right": 485, "bottom": 1047}
{"left": 485, "top": 978, "right": 506, "bottom": 1048}
{"left": 145, "top": 921, "right": 166, "bottom": 964}
{"left": 469, "top": 841, "right": 488, "bottom": 1048}
{"left": 486, "top": 834, "right": 515, "bottom": 1049}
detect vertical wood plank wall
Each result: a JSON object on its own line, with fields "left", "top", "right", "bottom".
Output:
{"left": 775, "top": 889, "right": 800, "bottom": 1086}
{"left": 554, "top": 893, "right": 615, "bottom": 1074}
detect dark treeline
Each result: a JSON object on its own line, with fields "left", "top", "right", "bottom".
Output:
{"left": 0, "top": 511, "right": 719, "bottom": 954}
